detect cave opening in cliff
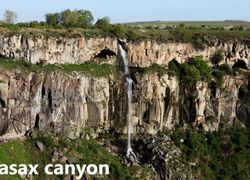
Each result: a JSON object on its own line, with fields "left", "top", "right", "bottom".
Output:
{"left": 248, "top": 77, "right": 250, "bottom": 90}
{"left": 210, "top": 81, "right": 217, "bottom": 98}
{"left": 41, "top": 85, "right": 46, "bottom": 98}
{"left": 0, "top": 98, "right": 6, "bottom": 108}
{"left": 232, "top": 59, "right": 248, "bottom": 70}
{"left": 0, "top": 90, "right": 6, "bottom": 108}
{"left": 94, "top": 48, "right": 116, "bottom": 59}
{"left": 35, "top": 114, "right": 40, "bottom": 129}
{"left": 48, "top": 90, "right": 53, "bottom": 112}
{"left": 143, "top": 109, "right": 150, "bottom": 123}
{"left": 164, "top": 88, "right": 170, "bottom": 113}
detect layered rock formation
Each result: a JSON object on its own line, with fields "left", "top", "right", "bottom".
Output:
{"left": 0, "top": 29, "right": 249, "bottom": 139}
{"left": 0, "top": 69, "right": 248, "bottom": 140}
{"left": 1, "top": 30, "right": 250, "bottom": 68}
{"left": 0, "top": 71, "right": 111, "bottom": 139}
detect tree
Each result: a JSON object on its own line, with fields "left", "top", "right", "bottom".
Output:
{"left": 110, "top": 24, "right": 126, "bottom": 37}
{"left": 189, "top": 56, "right": 212, "bottom": 80}
{"left": 45, "top": 13, "right": 60, "bottom": 26}
{"left": 95, "top": 17, "right": 111, "bottom": 31}
{"left": 181, "top": 63, "right": 201, "bottom": 83}
{"left": 77, "top": 10, "right": 93, "bottom": 27}
{"left": 3, "top": 10, "right": 17, "bottom": 24}
{"left": 45, "top": 9, "right": 94, "bottom": 28}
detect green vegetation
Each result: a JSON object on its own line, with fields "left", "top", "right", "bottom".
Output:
{"left": 1, "top": 11, "right": 250, "bottom": 48}
{"left": 212, "top": 63, "right": 235, "bottom": 88}
{"left": 170, "top": 126, "right": 250, "bottom": 179}
{"left": 0, "top": 135, "right": 55, "bottom": 180}
{"left": 0, "top": 132, "right": 143, "bottom": 179}
{"left": 211, "top": 50, "right": 224, "bottom": 66}
{"left": 125, "top": 20, "right": 250, "bottom": 29}
{"left": 188, "top": 56, "right": 212, "bottom": 80}
{"left": 142, "top": 63, "right": 167, "bottom": 76}
{"left": 45, "top": 9, "right": 94, "bottom": 28}
{"left": 168, "top": 56, "right": 247, "bottom": 87}
{"left": 95, "top": 17, "right": 111, "bottom": 31}
{"left": 168, "top": 59, "right": 181, "bottom": 76}
{"left": 0, "top": 57, "right": 115, "bottom": 77}
{"left": 169, "top": 56, "right": 212, "bottom": 84}
{"left": 181, "top": 63, "right": 201, "bottom": 84}
{"left": 3, "top": 10, "right": 17, "bottom": 24}
{"left": 212, "top": 70, "right": 226, "bottom": 88}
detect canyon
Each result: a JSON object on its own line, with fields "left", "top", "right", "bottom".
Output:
{"left": 0, "top": 65, "right": 249, "bottom": 140}
{"left": 1, "top": 29, "right": 250, "bottom": 68}
{"left": 0, "top": 30, "right": 249, "bottom": 139}
{"left": 0, "top": 29, "right": 250, "bottom": 179}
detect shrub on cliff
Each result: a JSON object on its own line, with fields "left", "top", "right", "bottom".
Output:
{"left": 190, "top": 33, "right": 206, "bottom": 50}
{"left": 143, "top": 63, "right": 166, "bottom": 76}
{"left": 179, "top": 56, "right": 212, "bottom": 84}
{"left": 188, "top": 56, "right": 212, "bottom": 80}
{"left": 211, "top": 50, "right": 224, "bottom": 66}
{"left": 181, "top": 63, "right": 201, "bottom": 84}
{"left": 168, "top": 59, "right": 181, "bottom": 76}
{"left": 218, "top": 63, "right": 232, "bottom": 75}
{"left": 212, "top": 70, "right": 225, "bottom": 88}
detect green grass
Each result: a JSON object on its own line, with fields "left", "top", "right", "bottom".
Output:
{"left": 142, "top": 63, "right": 167, "bottom": 76}
{"left": 0, "top": 132, "right": 152, "bottom": 179}
{"left": 125, "top": 20, "right": 250, "bottom": 28}
{"left": 1, "top": 21, "right": 250, "bottom": 48}
{"left": 0, "top": 137, "right": 55, "bottom": 180}
{"left": 72, "top": 139, "right": 131, "bottom": 179}
{"left": 169, "top": 126, "right": 250, "bottom": 179}
{"left": 0, "top": 57, "right": 116, "bottom": 77}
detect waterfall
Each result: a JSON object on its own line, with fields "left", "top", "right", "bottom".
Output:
{"left": 118, "top": 43, "right": 137, "bottom": 161}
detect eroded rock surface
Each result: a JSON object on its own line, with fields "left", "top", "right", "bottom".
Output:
{"left": 0, "top": 70, "right": 248, "bottom": 139}
{"left": 1, "top": 31, "right": 250, "bottom": 68}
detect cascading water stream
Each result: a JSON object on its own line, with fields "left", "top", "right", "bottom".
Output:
{"left": 118, "top": 43, "right": 137, "bottom": 161}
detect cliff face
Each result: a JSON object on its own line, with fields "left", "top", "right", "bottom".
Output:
{"left": 1, "top": 31, "right": 250, "bottom": 68}
{"left": 127, "top": 41, "right": 250, "bottom": 67}
{"left": 0, "top": 71, "right": 111, "bottom": 139}
{"left": 0, "top": 33, "right": 118, "bottom": 64}
{"left": 0, "top": 69, "right": 248, "bottom": 139}
{"left": 0, "top": 30, "right": 250, "bottom": 139}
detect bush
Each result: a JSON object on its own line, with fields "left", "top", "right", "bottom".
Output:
{"left": 95, "top": 17, "right": 112, "bottom": 32}
{"left": 179, "top": 57, "right": 212, "bottom": 84}
{"left": 181, "top": 63, "right": 201, "bottom": 84}
{"left": 168, "top": 59, "right": 181, "bottom": 76}
{"left": 212, "top": 70, "right": 226, "bottom": 88}
{"left": 170, "top": 127, "right": 250, "bottom": 179}
{"left": 218, "top": 63, "right": 232, "bottom": 74}
{"left": 109, "top": 24, "right": 127, "bottom": 38}
{"left": 211, "top": 51, "right": 224, "bottom": 65}
{"left": 189, "top": 56, "right": 212, "bottom": 80}
{"left": 143, "top": 63, "right": 166, "bottom": 76}
{"left": 190, "top": 33, "right": 206, "bottom": 50}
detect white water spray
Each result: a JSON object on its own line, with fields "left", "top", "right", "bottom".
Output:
{"left": 118, "top": 44, "right": 137, "bottom": 161}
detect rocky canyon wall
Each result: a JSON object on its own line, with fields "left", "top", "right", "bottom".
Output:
{"left": 0, "top": 69, "right": 248, "bottom": 139}
{"left": 0, "top": 30, "right": 250, "bottom": 67}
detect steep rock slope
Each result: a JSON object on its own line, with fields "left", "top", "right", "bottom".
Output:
{"left": 0, "top": 70, "right": 248, "bottom": 139}
{"left": 0, "top": 30, "right": 250, "bottom": 67}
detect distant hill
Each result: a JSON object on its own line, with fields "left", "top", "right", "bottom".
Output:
{"left": 124, "top": 20, "right": 250, "bottom": 28}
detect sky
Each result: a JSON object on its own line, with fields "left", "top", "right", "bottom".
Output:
{"left": 0, "top": 0, "right": 249, "bottom": 23}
